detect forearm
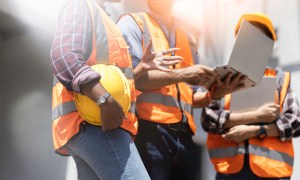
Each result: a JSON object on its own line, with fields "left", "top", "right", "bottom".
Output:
{"left": 80, "top": 79, "right": 107, "bottom": 102}
{"left": 135, "top": 68, "right": 184, "bottom": 90}
{"left": 245, "top": 124, "right": 280, "bottom": 139}
{"left": 223, "top": 111, "right": 259, "bottom": 129}
{"left": 133, "top": 62, "right": 144, "bottom": 80}
{"left": 193, "top": 91, "right": 211, "bottom": 108}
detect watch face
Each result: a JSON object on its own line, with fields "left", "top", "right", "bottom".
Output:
{"left": 257, "top": 126, "right": 267, "bottom": 139}
{"left": 99, "top": 97, "right": 106, "bottom": 104}
{"left": 258, "top": 132, "right": 267, "bottom": 139}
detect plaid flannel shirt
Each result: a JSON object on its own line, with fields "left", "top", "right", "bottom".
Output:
{"left": 50, "top": 0, "right": 104, "bottom": 92}
{"left": 202, "top": 78, "right": 300, "bottom": 141}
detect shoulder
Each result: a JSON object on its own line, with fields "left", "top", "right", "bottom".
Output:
{"left": 117, "top": 13, "right": 144, "bottom": 36}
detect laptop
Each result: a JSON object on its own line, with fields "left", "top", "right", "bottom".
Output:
{"left": 206, "top": 20, "right": 275, "bottom": 90}
{"left": 230, "top": 76, "right": 277, "bottom": 112}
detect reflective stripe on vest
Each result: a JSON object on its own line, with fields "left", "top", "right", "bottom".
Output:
{"left": 208, "top": 144, "right": 246, "bottom": 159}
{"left": 248, "top": 144, "right": 293, "bottom": 167}
{"left": 52, "top": 101, "right": 77, "bottom": 121}
{"left": 52, "top": 0, "right": 137, "bottom": 154}
{"left": 129, "top": 13, "right": 196, "bottom": 132}
{"left": 137, "top": 92, "right": 193, "bottom": 114}
{"left": 207, "top": 68, "right": 293, "bottom": 177}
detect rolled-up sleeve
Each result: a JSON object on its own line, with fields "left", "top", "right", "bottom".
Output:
{"left": 276, "top": 88, "right": 300, "bottom": 141}
{"left": 50, "top": 0, "right": 100, "bottom": 92}
{"left": 201, "top": 101, "right": 230, "bottom": 134}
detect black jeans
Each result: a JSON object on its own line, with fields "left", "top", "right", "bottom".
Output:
{"left": 216, "top": 154, "right": 290, "bottom": 180}
{"left": 135, "top": 120, "right": 199, "bottom": 180}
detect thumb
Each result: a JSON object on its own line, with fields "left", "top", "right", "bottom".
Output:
{"left": 145, "top": 40, "right": 152, "bottom": 54}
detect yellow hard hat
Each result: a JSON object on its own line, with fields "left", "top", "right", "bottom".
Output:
{"left": 235, "top": 13, "right": 276, "bottom": 41}
{"left": 74, "top": 64, "right": 131, "bottom": 125}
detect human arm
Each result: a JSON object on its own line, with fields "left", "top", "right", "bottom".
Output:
{"left": 117, "top": 15, "right": 216, "bottom": 91}
{"left": 221, "top": 124, "right": 280, "bottom": 143}
{"left": 209, "top": 72, "right": 247, "bottom": 99}
{"left": 275, "top": 88, "right": 300, "bottom": 141}
{"left": 224, "top": 83, "right": 300, "bottom": 141}
{"left": 50, "top": 0, "right": 100, "bottom": 92}
{"left": 201, "top": 100, "right": 280, "bottom": 134}
{"left": 223, "top": 103, "right": 280, "bottom": 129}
{"left": 135, "top": 64, "right": 216, "bottom": 90}
{"left": 51, "top": 1, "right": 124, "bottom": 131}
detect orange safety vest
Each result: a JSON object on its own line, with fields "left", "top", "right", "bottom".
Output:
{"left": 52, "top": 0, "right": 137, "bottom": 155}
{"left": 207, "top": 68, "right": 293, "bottom": 178}
{"left": 129, "top": 13, "right": 196, "bottom": 133}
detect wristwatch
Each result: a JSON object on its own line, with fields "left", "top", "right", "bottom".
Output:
{"left": 256, "top": 125, "right": 267, "bottom": 139}
{"left": 96, "top": 92, "right": 111, "bottom": 106}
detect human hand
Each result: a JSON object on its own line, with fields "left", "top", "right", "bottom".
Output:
{"left": 222, "top": 125, "right": 259, "bottom": 143}
{"left": 255, "top": 103, "right": 280, "bottom": 123}
{"left": 181, "top": 64, "right": 216, "bottom": 86}
{"left": 209, "top": 72, "right": 246, "bottom": 99}
{"left": 141, "top": 41, "right": 183, "bottom": 72}
{"left": 100, "top": 96, "right": 125, "bottom": 131}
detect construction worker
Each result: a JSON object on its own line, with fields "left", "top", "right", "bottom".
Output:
{"left": 117, "top": 0, "right": 246, "bottom": 179}
{"left": 202, "top": 13, "right": 300, "bottom": 180}
{"left": 50, "top": 0, "right": 183, "bottom": 179}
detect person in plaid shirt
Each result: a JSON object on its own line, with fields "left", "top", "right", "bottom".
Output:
{"left": 50, "top": 0, "right": 182, "bottom": 179}
{"left": 201, "top": 13, "right": 300, "bottom": 180}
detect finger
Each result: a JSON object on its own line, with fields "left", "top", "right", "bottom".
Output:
{"left": 230, "top": 72, "right": 242, "bottom": 84}
{"left": 161, "top": 60, "right": 182, "bottom": 66}
{"left": 161, "top": 48, "right": 180, "bottom": 55}
{"left": 163, "top": 56, "right": 183, "bottom": 61}
{"left": 233, "top": 83, "right": 245, "bottom": 91}
{"left": 145, "top": 40, "right": 152, "bottom": 54}
{"left": 157, "top": 66, "right": 172, "bottom": 72}
{"left": 240, "top": 75, "right": 248, "bottom": 82}
{"left": 222, "top": 134, "right": 232, "bottom": 141}
{"left": 216, "top": 76, "right": 222, "bottom": 87}
{"left": 224, "top": 72, "right": 232, "bottom": 85}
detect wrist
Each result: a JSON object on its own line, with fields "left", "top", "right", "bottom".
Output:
{"left": 246, "top": 111, "right": 260, "bottom": 124}
{"left": 248, "top": 125, "right": 260, "bottom": 138}
{"left": 205, "top": 91, "right": 212, "bottom": 104}
{"left": 174, "top": 68, "right": 187, "bottom": 83}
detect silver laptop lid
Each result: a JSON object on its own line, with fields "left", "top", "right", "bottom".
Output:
{"left": 227, "top": 20, "right": 274, "bottom": 84}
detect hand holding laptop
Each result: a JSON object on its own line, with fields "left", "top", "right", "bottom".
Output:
{"left": 209, "top": 72, "right": 247, "bottom": 99}
{"left": 205, "top": 20, "right": 275, "bottom": 92}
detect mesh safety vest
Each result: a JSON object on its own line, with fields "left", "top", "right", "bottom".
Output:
{"left": 52, "top": 0, "right": 137, "bottom": 155}
{"left": 207, "top": 68, "right": 293, "bottom": 178}
{"left": 129, "top": 13, "right": 196, "bottom": 133}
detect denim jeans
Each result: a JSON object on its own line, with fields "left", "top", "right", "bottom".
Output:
{"left": 65, "top": 122, "right": 150, "bottom": 180}
{"left": 135, "top": 120, "right": 199, "bottom": 180}
{"left": 216, "top": 154, "right": 290, "bottom": 180}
